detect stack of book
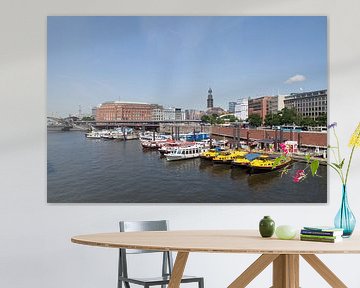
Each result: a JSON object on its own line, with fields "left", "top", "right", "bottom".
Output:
{"left": 300, "top": 226, "right": 344, "bottom": 243}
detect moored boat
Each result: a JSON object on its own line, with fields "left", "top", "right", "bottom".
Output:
{"left": 212, "top": 150, "right": 248, "bottom": 164}
{"left": 125, "top": 134, "right": 138, "bottom": 140}
{"left": 85, "top": 130, "right": 108, "bottom": 139}
{"left": 181, "top": 132, "right": 210, "bottom": 142}
{"left": 143, "top": 139, "right": 171, "bottom": 149}
{"left": 140, "top": 132, "right": 172, "bottom": 149}
{"left": 249, "top": 156, "right": 292, "bottom": 174}
{"left": 165, "top": 145, "right": 208, "bottom": 161}
{"left": 101, "top": 131, "right": 120, "bottom": 140}
{"left": 158, "top": 141, "right": 193, "bottom": 155}
{"left": 232, "top": 153, "right": 268, "bottom": 168}
{"left": 139, "top": 131, "right": 171, "bottom": 141}
{"left": 200, "top": 149, "right": 219, "bottom": 160}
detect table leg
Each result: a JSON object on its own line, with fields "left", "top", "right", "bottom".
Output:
{"left": 272, "top": 254, "right": 299, "bottom": 288}
{"left": 168, "top": 252, "right": 189, "bottom": 288}
{"left": 301, "top": 254, "right": 347, "bottom": 288}
{"left": 228, "top": 253, "right": 348, "bottom": 288}
{"left": 228, "top": 254, "right": 279, "bottom": 288}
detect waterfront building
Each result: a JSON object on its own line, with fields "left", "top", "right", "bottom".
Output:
{"left": 284, "top": 89, "right": 327, "bottom": 119}
{"left": 234, "top": 98, "right": 248, "bottom": 121}
{"left": 174, "top": 108, "right": 185, "bottom": 121}
{"left": 163, "top": 107, "right": 185, "bottom": 121}
{"left": 207, "top": 88, "right": 214, "bottom": 109}
{"left": 185, "top": 109, "right": 204, "bottom": 120}
{"left": 228, "top": 102, "right": 236, "bottom": 113}
{"left": 151, "top": 104, "right": 164, "bottom": 121}
{"left": 91, "top": 106, "right": 98, "bottom": 118}
{"left": 96, "top": 101, "right": 152, "bottom": 121}
{"left": 267, "top": 95, "right": 286, "bottom": 115}
{"left": 248, "top": 96, "right": 271, "bottom": 120}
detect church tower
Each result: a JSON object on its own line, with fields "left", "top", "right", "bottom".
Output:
{"left": 207, "top": 88, "right": 214, "bottom": 109}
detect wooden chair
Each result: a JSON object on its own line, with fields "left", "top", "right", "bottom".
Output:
{"left": 118, "top": 220, "right": 204, "bottom": 288}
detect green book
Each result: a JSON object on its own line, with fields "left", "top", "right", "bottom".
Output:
{"left": 300, "top": 234, "right": 339, "bottom": 240}
{"left": 300, "top": 235, "right": 342, "bottom": 243}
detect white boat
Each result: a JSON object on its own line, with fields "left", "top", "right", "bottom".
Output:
{"left": 139, "top": 131, "right": 170, "bottom": 141}
{"left": 214, "top": 139, "right": 229, "bottom": 148}
{"left": 110, "top": 132, "right": 126, "bottom": 140}
{"left": 125, "top": 133, "right": 138, "bottom": 140}
{"left": 158, "top": 141, "right": 195, "bottom": 155}
{"left": 100, "top": 128, "right": 125, "bottom": 140}
{"left": 86, "top": 127, "right": 138, "bottom": 141}
{"left": 158, "top": 141, "right": 179, "bottom": 154}
{"left": 165, "top": 145, "right": 209, "bottom": 161}
{"left": 140, "top": 139, "right": 169, "bottom": 149}
{"left": 85, "top": 130, "right": 107, "bottom": 139}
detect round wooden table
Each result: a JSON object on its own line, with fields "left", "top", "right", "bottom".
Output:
{"left": 72, "top": 230, "right": 360, "bottom": 288}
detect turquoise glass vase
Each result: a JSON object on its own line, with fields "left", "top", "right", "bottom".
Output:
{"left": 334, "top": 185, "right": 356, "bottom": 237}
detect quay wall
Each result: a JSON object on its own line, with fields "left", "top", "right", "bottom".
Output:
{"left": 159, "top": 123, "right": 211, "bottom": 134}
{"left": 211, "top": 126, "right": 327, "bottom": 148}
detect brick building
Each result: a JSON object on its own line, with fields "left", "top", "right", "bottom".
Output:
{"left": 248, "top": 96, "right": 271, "bottom": 120}
{"left": 96, "top": 101, "right": 153, "bottom": 121}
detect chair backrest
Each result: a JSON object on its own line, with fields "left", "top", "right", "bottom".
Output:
{"left": 120, "top": 220, "right": 168, "bottom": 232}
{"left": 119, "top": 220, "right": 169, "bottom": 254}
{"left": 118, "top": 220, "right": 174, "bottom": 283}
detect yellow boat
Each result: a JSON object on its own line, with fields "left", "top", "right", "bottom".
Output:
{"left": 213, "top": 150, "right": 248, "bottom": 164}
{"left": 200, "top": 149, "right": 220, "bottom": 160}
{"left": 232, "top": 153, "right": 269, "bottom": 168}
{"left": 249, "top": 156, "right": 292, "bottom": 173}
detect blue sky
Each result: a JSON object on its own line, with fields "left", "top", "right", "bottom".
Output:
{"left": 47, "top": 16, "right": 327, "bottom": 117}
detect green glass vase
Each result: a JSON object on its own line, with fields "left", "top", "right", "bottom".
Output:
{"left": 259, "top": 216, "right": 275, "bottom": 237}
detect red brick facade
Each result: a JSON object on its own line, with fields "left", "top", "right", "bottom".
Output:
{"left": 96, "top": 102, "right": 152, "bottom": 121}
{"left": 211, "top": 126, "right": 327, "bottom": 148}
{"left": 248, "top": 96, "right": 271, "bottom": 120}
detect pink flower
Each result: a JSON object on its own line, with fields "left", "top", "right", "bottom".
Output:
{"left": 293, "top": 169, "right": 306, "bottom": 183}
{"left": 279, "top": 143, "right": 289, "bottom": 155}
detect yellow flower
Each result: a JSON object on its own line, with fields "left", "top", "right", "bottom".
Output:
{"left": 349, "top": 122, "right": 360, "bottom": 147}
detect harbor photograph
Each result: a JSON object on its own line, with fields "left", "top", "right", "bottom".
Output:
{"left": 47, "top": 16, "right": 328, "bottom": 203}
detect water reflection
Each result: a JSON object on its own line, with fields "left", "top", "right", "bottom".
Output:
{"left": 246, "top": 171, "right": 279, "bottom": 189}
{"left": 229, "top": 167, "right": 248, "bottom": 182}
{"left": 164, "top": 158, "right": 201, "bottom": 171}
{"left": 47, "top": 132, "right": 327, "bottom": 203}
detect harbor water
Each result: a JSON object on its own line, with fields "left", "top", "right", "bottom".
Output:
{"left": 47, "top": 131, "right": 327, "bottom": 203}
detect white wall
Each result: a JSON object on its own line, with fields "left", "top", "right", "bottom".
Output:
{"left": 1, "top": 0, "right": 360, "bottom": 287}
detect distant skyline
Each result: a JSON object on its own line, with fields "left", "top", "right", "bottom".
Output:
{"left": 47, "top": 16, "right": 327, "bottom": 117}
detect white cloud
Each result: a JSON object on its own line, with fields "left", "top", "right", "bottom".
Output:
{"left": 285, "top": 74, "right": 306, "bottom": 84}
